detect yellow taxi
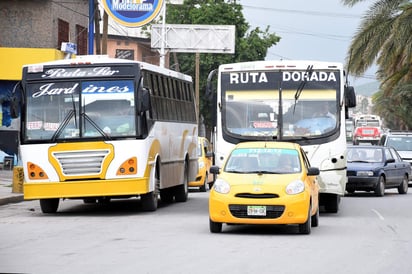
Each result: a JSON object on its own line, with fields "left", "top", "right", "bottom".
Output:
{"left": 189, "top": 137, "right": 214, "bottom": 192}
{"left": 209, "top": 141, "right": 320, "bottom": 234}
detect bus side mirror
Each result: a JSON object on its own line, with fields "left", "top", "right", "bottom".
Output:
{"left": 10, "top": 96, "right": 19, "bottom": 119}
{"left": 345, "top": 86, "right": 356, "bottom": 108}
{"left": 10, "top": 82, "right": 23, "bottom": 119}
{"left": 206, "top": 69, "right": 217, "bottom": 127}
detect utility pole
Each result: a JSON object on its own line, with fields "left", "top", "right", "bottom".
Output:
{"left": 159, "top": 0, "right": 166, "bottom": 67}
{"left": 88, "top": 0, "right": 94, "bottom": 54}
{"left": 94, "top": 0, "right": 101, "bottom": 54}
{"left": 102, "top": 11, "right": 108, "bottom": 54}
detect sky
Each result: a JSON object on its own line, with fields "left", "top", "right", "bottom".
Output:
{"left": 240, "top": 0, "right": 377, "bottom": 86}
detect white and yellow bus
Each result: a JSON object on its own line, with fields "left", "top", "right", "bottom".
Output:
{"left": 13, "top": 55, "right": 198, "bottom": 213}
{"left": 206, "top": 60, "right": 356, "bottom": 213}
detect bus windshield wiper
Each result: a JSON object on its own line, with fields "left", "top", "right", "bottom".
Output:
{"left": 293, "top": 65, "right": 313, "bottom": 113}
{"left": 82, "top": 113, "right": 112, "bottom": 140}
{"left": 51, "top": 109, "right": 75, "bottom": 142}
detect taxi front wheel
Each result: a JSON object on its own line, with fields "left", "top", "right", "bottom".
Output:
{"left": 298, "top": 205, "right": 312, "bottom": 234}
{"left": 210, "top": 218, "right": 222, "bottom": 233}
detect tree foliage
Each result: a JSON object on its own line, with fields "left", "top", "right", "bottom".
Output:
{"left": 342, "top": 0, "right": 412, "bottom": 130}
{"left": 165, "top": 0, "right": 280, "bottom": 130}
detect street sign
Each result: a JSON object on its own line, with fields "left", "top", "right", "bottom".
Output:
{"left": 61, "top": 42, "right": 77, "bottom": 54}
{"left": 151, "top": 24, "right": 235, "bottom": 53}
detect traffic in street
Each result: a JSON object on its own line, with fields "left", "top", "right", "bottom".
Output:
{"left": 1, "top": 188, "right": 412, "bottom": 274}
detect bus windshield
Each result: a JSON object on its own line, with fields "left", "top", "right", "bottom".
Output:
{"left": 24, "top": 79, "right": 136, "bottom": 141}
{"left": 221, "top": 70, "right": 339, "bottom": 140}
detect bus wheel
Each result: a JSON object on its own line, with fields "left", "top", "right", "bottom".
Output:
{"left": 175, "top": 162, "right": 189, "bottom": 202}
{"left": 141, "top": 166, "right": 160, "bottom": 211}
{"left": 160, "top": 188, "right": 174, "bottom": 203}
{"left": 141, "top": 192, "right": 158, "bottom": 211}
{"left": 40, "top": 198, "right": 59, "bottom": 213}
{"left": 324, "top": 194, "right": 340, "bottom": 213}
{"left": 199, "top": 175, "right": 208, "bottom": 192}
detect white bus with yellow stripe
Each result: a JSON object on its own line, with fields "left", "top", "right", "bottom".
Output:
{"left": 206, "top": 60, "right": 356, "bottom": 213}
{"left": 14, "top": 55, "right": 198, "bottom": 213}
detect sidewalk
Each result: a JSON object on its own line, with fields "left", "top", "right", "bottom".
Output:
{"left": 0, "top": 168, "right": 24, "bottom": 206}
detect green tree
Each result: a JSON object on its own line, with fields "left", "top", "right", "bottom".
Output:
{"left": 166, "top": 0, "right": 280, "bottom": 131}
{"left": 342, "top": 0, "right": 412, "bottom": 130}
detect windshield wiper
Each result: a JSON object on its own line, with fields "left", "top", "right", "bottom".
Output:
{"left": 51, "top": 109, "right": 75, "bottom": 142}
{"left": 293, "top": 65, "right": 313, "bottom": 114}
{"left": 257, "top": 171, "right": 282, "bottom": 174}
{"left": 82, "top": 113, "right": 111, "bottom": 140}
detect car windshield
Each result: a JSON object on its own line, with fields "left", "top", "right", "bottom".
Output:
{"left": 224, "top": 147, "right": 301, "bottom": 174}
{"left": 347, "top": 147, "right": 383, "bottom": 163}
{"left": 386, "top": 136, "right": 412, "bottom": 151}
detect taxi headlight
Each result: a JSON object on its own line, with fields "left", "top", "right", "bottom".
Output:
{"left": 213, "top": 179, "right": 230, "bottom": 194}
{"left": 286, "top": 180, "right": 305, "bottom": 195}
{"left": 199, "top": 161, "right": 205, "bottom": 169}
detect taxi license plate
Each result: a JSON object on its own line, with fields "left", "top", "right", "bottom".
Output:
{"left": 247, "top": 205, "right": 266, "bottom": 216}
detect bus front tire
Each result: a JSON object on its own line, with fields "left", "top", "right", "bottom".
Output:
{"left": 141, "top": 192, "right": 158, "bottom": 211}
{"left": 160, "top": 188, "right": 174, "bottom": 203}
{"left": 40, "top": 198, "right": 59, "bottom": 213}
{"left": 323, "top": 194, "right": 340, "bottom": 213}
{"left": 199, "top": 175, "right": 208, "bottom": 192}
{"left": 175, "top": 162, "right": 189, "bottom": 202}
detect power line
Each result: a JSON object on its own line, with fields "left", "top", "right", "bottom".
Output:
{"left": 242, "top": 5, "right": 362, "bottom": 19}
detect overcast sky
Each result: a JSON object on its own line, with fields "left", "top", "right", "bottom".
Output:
{"left": 240, "top": 0, "right": 377, "bottom": 86}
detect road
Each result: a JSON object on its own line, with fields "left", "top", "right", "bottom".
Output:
{"left": 1, "top": 188, "right": 412, "bottom": 274}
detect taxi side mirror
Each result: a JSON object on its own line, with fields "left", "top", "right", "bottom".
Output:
{"left": 210, "top": 165, "right": 220, "bottom": 175}
{"left": 307, "top": 167, "right": 320, "bottom": 176}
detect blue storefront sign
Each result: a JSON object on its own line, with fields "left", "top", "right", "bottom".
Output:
{"left": 101, "top": 0, "right": 164, "bottom": 27}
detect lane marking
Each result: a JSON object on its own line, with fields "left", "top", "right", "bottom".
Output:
{"left": 371, "top": 209, "right": 385, "bottom": 221}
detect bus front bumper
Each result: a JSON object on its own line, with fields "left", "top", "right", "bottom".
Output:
{"left": 23, "top": 177, "right": 149, "bottom": 200}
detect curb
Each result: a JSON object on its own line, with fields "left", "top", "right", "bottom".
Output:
{"left": 0, "top": 194, "right": 24, "bottom": 206}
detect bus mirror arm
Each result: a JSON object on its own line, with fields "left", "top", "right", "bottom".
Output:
{"left": 205, "top": 69, "right": 217, "bottom": 100}
{"left": 10, "top": 96, "right": 19, "bottom": 119}
{"left": 10, "top": 82, "right": 23, "bottom": 119}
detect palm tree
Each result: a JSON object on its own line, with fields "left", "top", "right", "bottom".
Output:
{"left": 342, "top": 0, "right": 412, "bottom": 130}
